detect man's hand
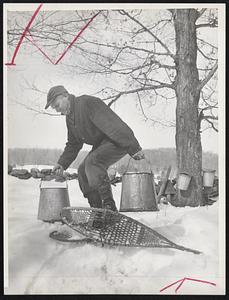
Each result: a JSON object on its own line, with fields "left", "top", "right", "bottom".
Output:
{"left": 52, "top": 163, "right": 64, "bottom": 176}
{"left": 132, "top": 150, "right": 145, "bottom": 160}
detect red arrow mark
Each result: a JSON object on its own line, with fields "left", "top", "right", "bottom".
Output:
{"left": 6, "top": 5, "right": 100, "bottom": 66}
{"left": 160, "top": 277, "right": 216, "bottom": 293}
{"left": 5, "top": 4, "right": 43, "bottom": 66}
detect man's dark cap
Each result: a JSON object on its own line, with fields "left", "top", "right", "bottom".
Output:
{"left": 45, "top": 85, "right": 68, "bottom": 109}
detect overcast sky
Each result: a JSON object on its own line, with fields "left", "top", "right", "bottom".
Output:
{"left": 5, "top": 5, "right": 220, "bottom": 154}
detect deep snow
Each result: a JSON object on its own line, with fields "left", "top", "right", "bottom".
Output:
{"left": 4, "top": 166, "right": 224, "bottom": 295}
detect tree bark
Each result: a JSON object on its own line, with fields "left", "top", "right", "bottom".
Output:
{"left": 174, "top": 9, "right": 203, "bottom": 206}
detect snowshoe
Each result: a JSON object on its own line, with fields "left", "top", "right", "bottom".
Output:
{"left": 49, "top": 230, "right": 94, "bottom": 244}
{"left": 61, "top": 207, "right": 201, "bottom": 254}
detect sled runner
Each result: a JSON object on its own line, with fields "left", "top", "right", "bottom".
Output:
{"left": 57, "top": 207, "right": 201, "bottom": 254}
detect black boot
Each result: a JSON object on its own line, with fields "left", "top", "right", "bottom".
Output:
{"left": 98, "top": 176, "right": 118, "bottom": 212}
{"left": 86, "top": 191, "right": 104, "bottom": 229}
{"left": 87, "top": 191, "right": 102, "bottom": 208}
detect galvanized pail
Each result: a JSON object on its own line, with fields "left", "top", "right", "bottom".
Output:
{"left": 177, "top": 172, "right": 192, "bottom": 190}
{"left": 38, "top": 181, "right": 70, "bottom": 222}
{"left": 203, "top": 169, "right": 216, "bottom": 187}
{"left": 120, "top": 171, "right": 158, "bottom": 212}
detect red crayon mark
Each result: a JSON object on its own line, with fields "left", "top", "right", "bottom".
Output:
{"left": 54, "top": 11, "right": 100, "bottom": 65}
{"left": 5, "top": 4, "right": 43, "bottom": 66}
{"left": 160, "top": 277, "right": 216, "bottom": 293}
{"left": 6, "top": 5, "right": 100, "bottom": 66}
{"left": 174, "top": 277, "right": 186, "bottom": 293}
{"left": 25, "top": 31, "right": 56, "bottom": 65}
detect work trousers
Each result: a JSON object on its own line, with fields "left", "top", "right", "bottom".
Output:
{"left": 78, "top": 140, "right": 127, "bottom": 198}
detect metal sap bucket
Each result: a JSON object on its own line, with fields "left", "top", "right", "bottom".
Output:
{"left": 177, "top": 172, "right": 192, "bottom": 190}
{"left": 203, "top": 169, "right": 216, "bottom": 187}
{"left": 120, "top": 172, "right": 158, "bottom": 212}
{"left": 38, "top": 180, "right": 70, "bottom": 222}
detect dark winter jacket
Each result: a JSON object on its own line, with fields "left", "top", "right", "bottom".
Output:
{"left": 58, "top": 94, "right": 142, "bottom": 170}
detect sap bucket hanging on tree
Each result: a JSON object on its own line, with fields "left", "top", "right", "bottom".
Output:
{"left": 177, "top": 172, "right": 192, "bottom": 191}
{"left": 202, "top": 169, "right": 216, "bottom": 187}
{"left": 38, "top": 180, "right": 70, "bottom": 222}
{"left": 120, "top": 158, "right": 158, "bottom": 212}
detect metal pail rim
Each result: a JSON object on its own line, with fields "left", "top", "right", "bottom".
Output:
{"left": 39, "top": 180, "right": 68, "bottom": 188}
{"left": 179, "top": 172, "right": 191, "bottom": 176}
{"left": 123, "top": 171, "right": 152, "bottom": 175}
{"left": 202, "top": 169, "right": 216, "bottom": 173}
{"left": 40, "top": 186, "right": 68, "bottom": 189}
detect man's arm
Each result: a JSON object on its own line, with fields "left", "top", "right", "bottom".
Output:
{"left": 57, "top": 123, "right": 83, "bottom": 170}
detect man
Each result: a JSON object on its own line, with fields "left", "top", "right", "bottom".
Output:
{"left": 45, "top": 85, "right": 145, "bottom": 211}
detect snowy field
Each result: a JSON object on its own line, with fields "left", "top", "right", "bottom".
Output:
{"left": 5, "top": 166, "right": 224, "bottom": 295}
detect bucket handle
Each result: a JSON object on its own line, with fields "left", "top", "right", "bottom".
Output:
{"left": 124, "top": 156, "right": 154, "bottom": 175}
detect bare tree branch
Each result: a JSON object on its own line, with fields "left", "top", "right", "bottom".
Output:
{"left": 105, "top": 83, "right": 174, "bottom": 107}
{"left": 12, "top": 99, "right": 60, "bottom": 116}
{"left": 78, "top": 36, "right": 153, "bottom": 54}
{"left": 204, "top": 118, "right": 218, "bottom": 132}
{"left": 134, "top": 17, "right": 172, "bottom": 36}
{"left": 201, "top": 115, "right": 218, "bottom": 120}
{"left": 7, "top": 8, "right": 217, "bottom": 134}
{"left": 136, "top": 92, "right": 175, "bottom": 126}
{"left": 197, "top": 8, "right": 207, "bottom": 19}
{"left": 197, "top": 46, "right": 217, "bottom": 61}
{"left": 137, "top": 92, "right": 148, "bottom": 121}
{"left": 196, "top": 22, "right": 218, "bottom": 29}
{"left": 199, "top": 89, "right": 217, "bottom": 111}
{"left": 198, "top": 62, "right": 218, "bottom": 90}
{"left": 118, "top": 10, "right": 175, "bottom": 60}
{"left": 197, "top": 37, "right": 218, "bottom": 50}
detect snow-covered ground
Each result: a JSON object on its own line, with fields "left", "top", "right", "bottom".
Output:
{"left": 4, "top": 166, "right": 224, "bottom": 294}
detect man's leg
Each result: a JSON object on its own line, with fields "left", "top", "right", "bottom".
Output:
{"left": 84, "top": 140, "right": 127, "bottom": 211}
{"left": 78, "top": 158, "right": 102, "bottom": 208}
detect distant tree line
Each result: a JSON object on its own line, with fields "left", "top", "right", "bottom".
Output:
{"left": 8, "top": 148, "right": 218, "bottom": 178}
{"left": 8, "top": 148, "right": 88, "bottom": 169}
{"left": 115, "top": 149, "right": 218, "bottom": 177}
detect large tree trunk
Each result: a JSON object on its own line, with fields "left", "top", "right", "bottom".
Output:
{"left": 174, "top": 9, "right": 203, "bottom": 206}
